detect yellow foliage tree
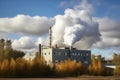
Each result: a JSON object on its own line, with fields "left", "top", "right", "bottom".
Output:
{"left": 1, "top": 59, "right": 9, "bottom": 71}
{"left": 55, "top": 59, "right": 84, "bottom": 76}
{"left": 10, "top": 58, "right": 16, "bottom": 71}
{"left": 89, "top": 55, "right": 103, "bottom": 75}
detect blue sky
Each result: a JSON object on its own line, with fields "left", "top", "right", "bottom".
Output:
{"left": 0, "top": 0, "right": 120, "bottom": 58}
{"left": 0, "top": 0, "right": 64, "bottom": 17}
{"left": 0, "top": 0, "right": 120, "bottom": 19}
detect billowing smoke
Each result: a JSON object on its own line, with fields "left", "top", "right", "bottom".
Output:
{"left": 64, "top": 24, "right": 85, "bottom": 46}
{"left": 52, "top": 0, "right": 101, "bottom": 49}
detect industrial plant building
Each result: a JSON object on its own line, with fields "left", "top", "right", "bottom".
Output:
{"left": 41, "top": 46, "right": 91, "bottom": 65}
{"left": 39, "top": 27, "right": 91, "bottom": 65}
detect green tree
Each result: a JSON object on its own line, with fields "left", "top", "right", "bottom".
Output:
{"left": 4, "top": 40, "right": 12, "bottom": 60}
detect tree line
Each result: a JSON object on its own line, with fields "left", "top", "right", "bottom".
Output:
{"left": 0, "top": 52, "right": 119, "bottom": 77}
{"left": 0, "top": 39, "right": 25, "bottom": 61}
{"left": 0, "top": 38, "right": 120, "bottom": 77}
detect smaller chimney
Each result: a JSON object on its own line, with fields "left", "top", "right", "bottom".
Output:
{"left": 54, "top": 44, "right": 58, "bottom": 48}
{"left": 39, "top": 44, "right": 41, "bottom": 56}
{"left": 69, "top": 46, "right": 73, "bottom": 50}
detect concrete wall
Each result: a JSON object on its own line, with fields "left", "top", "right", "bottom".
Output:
{"left": 42, "top": 48, "right": 52, "bottom": 64}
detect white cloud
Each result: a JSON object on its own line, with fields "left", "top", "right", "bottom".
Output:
{"left": 12, "top": 36, "right": 36, "bottom": 49}
{"left": 59, "top": 0, "right": 80, "bottom": 8}
{"left": 35, "top": 37, "right": 45, "bottom": 46}
{"left": 0, "top": 14, "right": 54, "bottom": 36}
{"left": 12, "top": 36, "right": 46, "bottom": 52}
{"left": 74, "top": 0, "right": 94, "bottom": 13}
{"left": 92, "top": 17, "right": 120, "bottom": 48}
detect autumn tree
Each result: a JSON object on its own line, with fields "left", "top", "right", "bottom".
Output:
{"left": 88, "top": 54, "right": 103, "bottom": 75}
{"left": 113, "top": 53, "right": 120, "bottom": 65}
{"left": 0, "top": 39, "right": 5, "bottom": 61}
{"left": 10, "top": 58, "right": 16, "bottom": 71}
{"left": 97, "top": 55, "right": 103, "bottom": 75}
{"left": 114, "top": 66, "right": 120, "bottom": 75}
{"left": 0, "top": 59, "right": 9, "bottom": 76}
{"left": 55, "top": 59, "right": 85, "bottom": 76}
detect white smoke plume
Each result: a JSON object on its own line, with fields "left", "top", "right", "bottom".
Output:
{"left": 52, "top": 0, "right": 101, "bottom": 49}
{"left": 64, "top": 24, "right": 85, "bottom": 46}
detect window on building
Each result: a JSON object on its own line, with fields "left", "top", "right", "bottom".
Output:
{"left": 74, "top": 53, "right": 77, "bottom": 56}
{"left": 44, "top": 53, "right": 46, "bottom": 55}
{"left": 64, "top": 52, "right": 67, "bottom": 55}
{"left": 81, "top": 53, "right": 83, "bottom": 56}
{"left": 55, "top": 52, "right": 58, "bottom": 55}
{"left": 54, "top": 52, "right": 56, "bottom": 55}
{"left": 83, "top": 57, "right": 86, "bottom": 60}
{"left": 49, "top": 52, "right": 50, "bottom": 55}
{"left": 49, "top": 60, "right": 51, "bottom": 63}
{"left": 78, "top": 53, "right": 80, "bottom": 56}
{"left": 58, "top": 52, "right": 60, "bottom": 55}
{"left": 86, "top": 53, "right": 89, "bottom": 56}
{"left": 55, "top": 60, "right": 59, "bottom": 63}
{"left": 83, "top": 54, "right": 86, "bottom": 56}
{"left": 72, "top": 53, "right": 74, "bottom": 55}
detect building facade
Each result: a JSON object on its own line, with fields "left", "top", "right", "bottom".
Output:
{"left": 41, "top": 47, "right": 91, "bottom": 65}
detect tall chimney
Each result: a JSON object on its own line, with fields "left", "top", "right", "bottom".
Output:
{"left": 55, "top": 44, "right": 57, "bottom": 48}
{"left": 49, "top": 27, "right": 52, "bottom": 48}
{"left": 39, "top": 44, "right": 41, "bottom": 56}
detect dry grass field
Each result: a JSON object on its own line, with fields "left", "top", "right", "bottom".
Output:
{"left": 0, "top": 76, "right": 120, "bottom": 80}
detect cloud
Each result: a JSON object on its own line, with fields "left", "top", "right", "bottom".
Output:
{"left": 0, "top": 32, "right": 9, "bottom": 39}
{"left": 74, "top": 0, "right": 94, "bottom": 13}
{"left": 35, "top": 37, "right": 45, "bottom": 46}
{"left": 52, "top": 0, "right": 101, "bottom": 49}
{"left": 12, "top": 36, "right": 46, "bottom": 50}
{"left": 12, "top": 36, "right": 36, "bottom": 49}
{"left": 0, "top": 14, "right": 54, "bottom": 36}
{"left": 1, "top": 0, "right": 120, "bottom": 51}
{"left": 92, "top": 17, "right": 120, "bottom": 48}
{"left": 59, "top": 1, "right": 67, "bottom": 7}
{"left": 59, "top": 0, "right": 80, "bottom": 8}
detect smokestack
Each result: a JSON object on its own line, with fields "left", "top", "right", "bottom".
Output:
{"left": 69, "top": 46, "right": 73, "bottom": 50}
{"left": 49, "top": 27, "right": 52, "bottom": 48}
{"left": 54, "top": 44, "right": 58, "bottom": 48}
{"left": 39, "top": 44, "right": 41, "bottom": 55}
